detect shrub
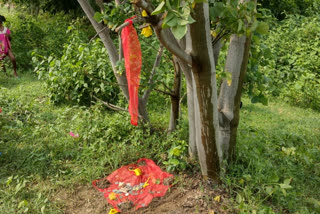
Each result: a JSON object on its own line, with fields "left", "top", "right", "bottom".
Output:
{"left": 4, "top": 12, "right": 89, "bottom": 71}
{"left": 263, "top": 15, "right": 320, "bottom": 110}
{"left": 34, "top": 26, "right": 119, "bottom": 106}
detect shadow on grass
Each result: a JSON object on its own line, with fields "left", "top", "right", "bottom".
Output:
{"left": 0, "top": 72, "right": 38, "bottom": 89}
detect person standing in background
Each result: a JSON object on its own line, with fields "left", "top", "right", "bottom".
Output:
{"left": 0, "top": 15, "right": 17, "bottom": 77}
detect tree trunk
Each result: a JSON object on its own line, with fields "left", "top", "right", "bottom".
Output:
{"left": 213, "top": 40, "right": 223, "bottom": 68}
{"left": 187, "top": 3, "right": 221, "bottom": 181}
{"left": 177, "top": 60, "right": 197, "bottom": 158}
{"left": 218, "top": 35, "right": 251, "bottom": 161}
{"left": 217, "top": 0, "right": 253, "bottom": 161}
{"left": 168, "top": 57, "right": 182, "bottom": 132}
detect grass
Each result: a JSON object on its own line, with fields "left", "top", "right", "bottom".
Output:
{"left": 1, "top": 72, "right": 320, "bottom": 213}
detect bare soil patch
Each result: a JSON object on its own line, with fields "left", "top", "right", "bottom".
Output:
{"left": 54, "top": 174, "right": 233, "bottom": 214}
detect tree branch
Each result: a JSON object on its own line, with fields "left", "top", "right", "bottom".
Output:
{"left": 115, "top": 18, "right": 142, "bottom": 32}
{"left": 134, "top": 0, "right": 193, "bottom": 65}
{"left": 143, "top": 45, "right": 164, "bottom": 101}
{"left": 154, "top": 88, "right": 175, "bottom": 96}
{"left": 89, "top": 26, "right": 109, "bottom": 43}
{"left": 93, "top": 95, "right": 128, "bottom": 112}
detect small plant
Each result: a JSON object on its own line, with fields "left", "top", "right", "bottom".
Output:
{"left": 163, "top": 140, "right": 188, "bottom": 172}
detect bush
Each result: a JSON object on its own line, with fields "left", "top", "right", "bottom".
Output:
{"left": 258, "top": 0, "right": 320, "bottom": 20}
{"left": 4, "top": 12, "right": 89, "bottom": 70}
{"left": 34, "top": 25, "right": 119, "bottom": 105}
{"left": 263, "top": 15, "right": 320, "bottom": 110}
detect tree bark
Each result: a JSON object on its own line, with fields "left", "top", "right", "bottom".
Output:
{"left": 168, "top": 57, "right": 182, "bottom": 132}
{"left": 177, "top": 60, "right": 197, "bottom": 158}
{"left": 217, "top": 0, "right": 253, "bottom": 161}
{"left": 187, "top": 3, "right": 221, "bottom": 181}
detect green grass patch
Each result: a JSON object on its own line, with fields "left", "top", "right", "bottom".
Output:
{"left": 0, "top": 73, "right": 319, "bottom": 213}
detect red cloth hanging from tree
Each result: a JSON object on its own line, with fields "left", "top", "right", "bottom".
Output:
{"left": 121, "top": 17, "right": 142, "bottom": 126}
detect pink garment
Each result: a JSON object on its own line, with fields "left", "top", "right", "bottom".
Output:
{"left": 0, "top": 27, "right": 11, "bottom": 59}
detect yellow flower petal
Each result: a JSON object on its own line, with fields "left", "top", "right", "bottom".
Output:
{"left": 227, "top": 79, "right": 232, "bottom": 86}
{"left": 109, "top": 208, "right": 119, "bottom": 214}
{"left": 108, "top": 192, "right": 117, "bottom": 200}
{"left": 141, "top": 26, "right": 153, "bottom": 37}
{"left": 214, "top": 195, "right": 221, "bottom": 202}
{"left": 211, "top": 30, "right": 217, "bottom": 38}
{"left": 129, "top": 168, "right": 142, "bottom": 176}
{"left": 143, "top": 177, "right": 151, "bottom": 188}
{"left": 142, "top": 10, "right": 148, "bottom": 17}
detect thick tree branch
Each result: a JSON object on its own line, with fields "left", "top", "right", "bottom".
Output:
{"left": 134, "top": 0, "right": 192, "bottom": 65}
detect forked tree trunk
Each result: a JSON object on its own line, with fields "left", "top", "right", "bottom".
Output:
{"left": 187, "top": 3, "right": 221, "bottom": 181}
{"left": 218, "top": 0, "right": 253, "bottom": 161}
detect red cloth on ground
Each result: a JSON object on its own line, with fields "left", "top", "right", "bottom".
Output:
{"left": 93, "top": 158, "right": 173, "bottom": 212}
{"left": 121, "top": 17, "right": 142, "bottom": 126}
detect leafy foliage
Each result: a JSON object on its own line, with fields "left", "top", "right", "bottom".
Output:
{"left": 209, "top": 0, "right": 268, "bottom": 37}
{"left": 3, "top": 12, "right": 77, "bottom": 70}
{"left": 263, "top": 15, "right": 320, "bottom": 110}
{"left": 94, "top": 1, "right": 134, "bottom": 31}
{"left": 2, "top": 0, "right": 82, "bottom": 14}
{"left": 258, "top": 0, "right": 320, "bottom": 20}
{"left": 33, "top": 26, "right": 119, "bottom": 105}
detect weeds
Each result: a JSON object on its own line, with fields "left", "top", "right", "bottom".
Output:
{"left": 1, "top": 73, "right": 320, "bottom": 213}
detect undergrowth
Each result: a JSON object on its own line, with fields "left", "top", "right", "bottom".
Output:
{"left": 1, "top": 74, "right": 319, "bottom": 213}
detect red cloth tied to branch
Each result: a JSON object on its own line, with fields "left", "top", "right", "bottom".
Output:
{"left": 121, "top": 17, "right": 142, "bottom": 126}
{"left": 93, "top": 158, "right": 174, "bottom": 213}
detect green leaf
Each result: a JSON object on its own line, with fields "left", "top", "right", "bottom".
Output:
{"left": 41, "top": 206, "right": 46, "bottom": 214}
{"left": 237, "top": 20, "right": 244, "bottom": 32}
{"left": 279, "top": 183, "right": 292, "bottom": 189}
{"left": 265, "top": 186, "right": 273, "bottom": 195}
{"left": 236, "top": 193, "right": 243, "bottom": 203}
{"left": 6, "top": 176, "right": 13, "bottom": 186}
{"left": 169, "top": 158, "right": 180, "bottom": 166}
{"left": 162, "top": 12, "right": 177, "bottom": 28}
{"left": 256, "top": 22, "right": 269, "bottom": 35}
{"left": 187, "top": 15, "right": 196, "bottom": 24}
{"left": 93, "top": 12, "right": 103, "bottom": 22}
{"left": 210, "top": 2, "right": 224, "bottom": 21}
{"left": 171, "top": 25, "right": 187, "bottom": 40}
{"left": 18, "top": 200, "right": 28, "bottom": 209}
{"left": 284, "top": 178, "right": 292, "bottom": 185}
{"left": 269, "top": 174, "right": 279, "bottom": 183}
{"left": 172, "top": 147, "right": 181, "bottom": 156}
{"left": 151, "top": 1, "right": 166, "bottom": 15}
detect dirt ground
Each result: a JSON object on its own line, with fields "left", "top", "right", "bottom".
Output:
{"left": 55, "top": 174, "right": 233, "bottom": 214}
